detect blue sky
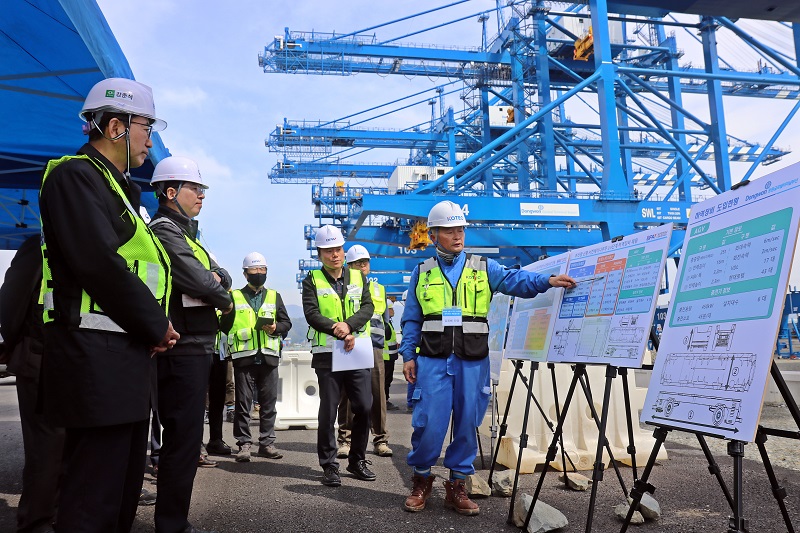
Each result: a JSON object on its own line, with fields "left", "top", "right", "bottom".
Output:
{"left": 91, "top": 0, "right": 800, "bottom": 305}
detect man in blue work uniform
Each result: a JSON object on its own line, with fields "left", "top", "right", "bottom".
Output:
{"left": 400, "top": 201, "right": 576, "bottom": 515}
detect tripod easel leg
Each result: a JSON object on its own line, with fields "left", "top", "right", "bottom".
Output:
{"left": 549, "top": 362, "right": 578, "bottom": 487}
{"left": 507, "top": 362, "right": 539, "bottom": 524}
{"left": 619, "top": 426, "right": 668, "bottom": 533}
{"left": 696, "top": 434, "right": 735, "bottom": 511}
{"left": 585, "top": 365, "right": 618, "bottom": 533}
{"left": 618, "top": 367, "right": 638, "bottom": 482}
{"left": 727, "top": 440, "right": 749, "bottom": 533}
{"left": 489, "top": 361, "right": 523, "bottom": 484}
{"left": 754, "top": 428, "right": 795, "bottom": 533}
{"left": 523, "top": 364, "right": 585, "bottom": 530}
{"left": 578, "top": 368, "right": 629, "bottom": 498}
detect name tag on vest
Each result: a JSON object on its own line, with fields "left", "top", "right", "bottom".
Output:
{"left": 442, "top": 307, "right": 462, "bottom": 326}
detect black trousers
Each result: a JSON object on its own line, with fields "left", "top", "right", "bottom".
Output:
{"left": 154, "top": 354, "right": 211, "bottom": 533}
{"left": 207, "top": 355, "right": 228, "bottom": 442}
{"left": 233, "top": 361, "right": 279, "bottom": 447}
{"left": 56, "top": 419, "right": 149, "bottom": 533}
{"left": 17, "top": 374, "right": 65, "bottom": 533}
{"left": 315, "top": 367, "right": 371, "bottom": 469}
{"left": 384, "top": 357, "right": 396, "bottom": 400}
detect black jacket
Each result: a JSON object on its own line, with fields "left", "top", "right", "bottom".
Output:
{"left": 0, "top": 236, "right": 44, "bottom": 378}
{"left": 39, "top": 144, "right": 169, "bottom": 428}
{"left": 301, "top": 268, "right": 373, "bottom": 369}
{"left": 219, "top": 285, "right": 292, "bottom": 367}
{"left": 149, "top": 206, "right": 232, "bottom": 356}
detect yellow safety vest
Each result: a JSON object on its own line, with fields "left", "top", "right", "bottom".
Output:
{"left": 149, "top": 217, "right": 213, "bottom": 308}
{"left": 40, "top": 155, "right": 171, "bottom": 331}
{"left": 227, "top": 289, "right": 281, "bottom": 358}
{"left": 415, "top": 254, "right": 491, "bottom": 360}
{"left": 309, "top": 269, "right": 370, "bottom": 353}
{"left": 370, "top": 281, "right": 387, "bottom": 340}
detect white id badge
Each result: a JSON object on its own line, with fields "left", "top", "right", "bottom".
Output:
{"left": 442, "top": 307, "right": 463, "bottom": 326}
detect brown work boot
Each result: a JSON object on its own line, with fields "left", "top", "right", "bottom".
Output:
{"left": 404, "top": 474, "right": 435, "bottom": 512}
{"left": 444, "top": 479, "right": 480, "bottom": 516}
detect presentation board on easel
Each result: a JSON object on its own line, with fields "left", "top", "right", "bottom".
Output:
{"left": 504, "top": 253, "right": 569, "bottom": 362}
{"left": 547, "top": 224, "right": 673, "bottom": 367}
{"left": 641, "top": 166, "right": 800, "bottom": 442}
{"left": 487, "top": 293, "right": 511, "bottom": 381}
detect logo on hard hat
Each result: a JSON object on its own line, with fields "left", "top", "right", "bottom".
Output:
{"left": 105, "top": 90, "right": 115, "bottom": 98}
{"left": 326, "top": 237, "right": 337, "bottom": 242}
{"left": 447, "top": 215, "right": 464, "bottom": 221}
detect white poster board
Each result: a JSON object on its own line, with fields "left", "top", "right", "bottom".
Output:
{"left": 487, "top": 293, "right": 512, "bottom": 382}
{"left": 504, "top": 253, "right": 569, "bottom": 362}
{"left": 548, "top": 224, "right": 673, "bottom": 367}
{"left": 641, "top": 166, "right": 800, "bottom": 442}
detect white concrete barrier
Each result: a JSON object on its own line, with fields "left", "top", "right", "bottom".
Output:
{"left": 481, "top": 359, "right": 668, "bottom": 474}
{"left": 275, "top": 350, "right": 320, "bottom": 430}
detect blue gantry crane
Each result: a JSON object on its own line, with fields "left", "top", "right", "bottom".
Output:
{"left": 259, "top": 0, "right": 800, "bottom": 295}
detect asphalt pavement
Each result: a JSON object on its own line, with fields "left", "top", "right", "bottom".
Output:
{"left": 0, "top": 372, "right": 798, "bottom": 532}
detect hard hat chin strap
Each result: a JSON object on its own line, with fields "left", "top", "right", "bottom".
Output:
{"left": 91, "top": 114, "right": 133, "bottom": 179}
{"left": 170, "top": 183, "right": 192, "bottom": 219}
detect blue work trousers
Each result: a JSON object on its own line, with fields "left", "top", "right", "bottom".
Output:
{"left": 407, "top": 354, "right": 491, "bottom": 475}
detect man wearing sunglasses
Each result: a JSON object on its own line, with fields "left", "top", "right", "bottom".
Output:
{"left": 149, "top": 156, "right": 233, "bottom": 533}
{"left": 38, "top": 78, "right": 179, "bottom": 532}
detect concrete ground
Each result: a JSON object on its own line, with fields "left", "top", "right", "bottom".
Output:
{"left": 0, "top": 371, "right": 798, "bottom": 533}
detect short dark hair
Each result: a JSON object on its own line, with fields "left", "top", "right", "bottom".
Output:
{"left": 86, "top": 112, "right": 131, "bottom": 142}
{"left": 155, "top": 181, "right": 183, "bottom": 205}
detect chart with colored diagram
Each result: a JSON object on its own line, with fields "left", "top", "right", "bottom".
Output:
{"left": 642, "top": 164, "right": 800, "bottom": 442}
{"left": 504, "top": 253, "right": 569, "bottom": 362}
{"left": 548, "top": 224, "right": 673, "bottom": 367}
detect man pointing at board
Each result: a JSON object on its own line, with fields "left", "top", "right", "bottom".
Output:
{"left": 400, "top": 201, "right": 576, "bottom": 516}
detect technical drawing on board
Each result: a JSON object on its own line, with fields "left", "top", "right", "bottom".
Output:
{"left": 548, "top": 224, "right": 673, "bottom": 367}
{"left": 504, "top": 253, "right": 569, "bottom": 362}
{"left": 642, "top": 164, "right": 800, "bottom": 441}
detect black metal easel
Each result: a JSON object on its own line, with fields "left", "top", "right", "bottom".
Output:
{"left": 486, "top": 359, "right": 579, "bottom": 523}
{"left": 619, "top": 361, "right": 800, "bottom": 533}
{"left": 522, "top": 362, "right": 640, "bottom": 532}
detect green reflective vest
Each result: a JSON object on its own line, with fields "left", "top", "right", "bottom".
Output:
{"left": 309, "top": 269, "right": 370, "bottom": 353}
{"left": 149, "top": 217, "right": 213, "bottom": 308}
{"left": 383, "top": 317, "right": 398, "bottom": 361}
{"left": 227, "top": 288, "right": 281, "bottom": 358}
{"left": 370, "top": 281, "right": 387, "bottom": 340}
{"left": 40, "top": 155, "right": 171, "bottom": 331}
{"left": 415, "top": 254, "right": 491, "bottom": 360}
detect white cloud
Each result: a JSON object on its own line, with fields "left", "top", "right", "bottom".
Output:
{"left": 158, "top": 86, "right": 209, "bottom": 109}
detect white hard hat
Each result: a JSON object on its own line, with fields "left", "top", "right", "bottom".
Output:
{"left": 345, "top": 244, "right": 370, "bottom": 263}
{"left": 80, "top": 78, "right": 166, "bottom": 131}
{"left": 315, "top": 225, "right": 345, "bottom": 249}
{"left": 151, "top": 156, "right": 208, "bottom": 189}
{"left": 427, "top": 201, "right": 468, "bottom": 228}
{"left": 387, "top": 299, "right": 394, "bottom": 309}
{"left": 242, "top": 252, "right": 267, "bottom": 269}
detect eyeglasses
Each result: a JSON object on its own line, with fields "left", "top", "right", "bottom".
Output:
{"left": 130, "top": 120, "right": 153, "bottom": 139}
{"left": 246, "top": 267, "right": 267, "bottom": 274}
{"left": 349, "top": 259, "right": 370, "bottom": 267}
{"left": 182, "top": 184, "right": 206, "bottom": 196}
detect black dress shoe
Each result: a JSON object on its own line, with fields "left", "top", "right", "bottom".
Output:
{"left": 206, "top": 439, "right": 232, "bottom": 455}
{"left": 322, "top": 465, "right": 341, "bottom": 487}
{"left": 346, "top": 459, "right": 377, "bottom": 481}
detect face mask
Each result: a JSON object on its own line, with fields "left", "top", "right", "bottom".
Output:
{"left": 246, "top": 273, "right": 267, "bottom": 288}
